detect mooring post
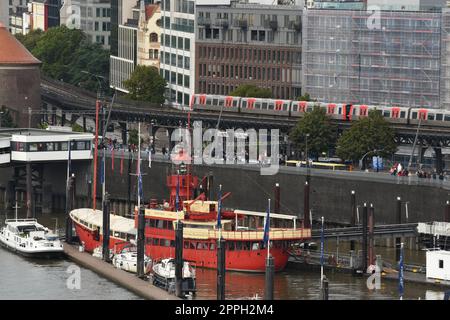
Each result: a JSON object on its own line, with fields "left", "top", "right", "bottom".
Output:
{"left": 217, "top": 237, "right": 226, "bottom": 300}
{"left": 274, "top": 183, "right": 280, "bottom": 214}
{"left": 395, "top": 196, "right": 402, "bottom": 263}
{"left": 65, "top": 175, "right": 74, "bottom": 244}
{"left": 136, "top": 205, "right": 145, "bottom": 277}
{"left": 102, "top": 192, "right": 111, "bottom": 262}
{"left": 368, "top": 204, "right": 375, "bottom": 266}
{"left": 304, "top": 181, "right": 310, "bottom": 228}
{"left": 208, "top": 172, "right": 214, "bottom": 202}
{"left": 87, "top": 180, "right": 92, "bottom": 208}
{"left": 350, "top": 190, "right": 356, "bottom": 251}
{"left": 362, "top": 203, "right": 368, "bottom": 272}
{"left": 175, "top": 221, "right": 184, "bottom": 298}
{"left": 264, "top": 255, "right": 275, "bottom": 300}
{"left": 445, "top": 200, "right": 450, "bottom": 223}
{"left": 127, "top": 150, "right": 132, "bottom": 216}
{"left": 321, "top": 276, "right": 329, "bottom": 300}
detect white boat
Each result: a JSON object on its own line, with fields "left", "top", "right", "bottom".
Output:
{"left": 0, "top": 219, "right": 64, "bottom": 258}
{"left": 112, "top": 246, "right": 152, "bottom": 274}
{"left": 151, "top": 258, "right": 196, "bottom": 296}
{"left": 92, "top": 246, "right": 114, "bottom": 260}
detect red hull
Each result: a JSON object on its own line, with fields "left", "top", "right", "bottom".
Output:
{"left": 146, "top": 245, "right": 289, "bottom": 272}
{"left": 74, "top": 221, "right": 290, "bottom": 272}
{"left": 73, "top": 222, "right": 129, "bottom": 253}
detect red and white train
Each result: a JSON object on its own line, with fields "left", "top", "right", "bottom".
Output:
{"left": 190, "top": 94, "right": 450, "bottom": 127}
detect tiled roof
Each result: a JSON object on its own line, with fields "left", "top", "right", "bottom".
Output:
{"left": 0, "top": 23, "right": 41, "bottom": 65}
{"left": 145, "top": 4, "right": 159, "bottom": 20}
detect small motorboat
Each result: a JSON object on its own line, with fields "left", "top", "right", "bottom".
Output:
{"left": 92, "top": 246, "right": 113, "bottom": 260}
{"left": 112, "top": 246, "right": 152, "bottom": 274}
{"left": 151, "top": 258, "right": 196, "bottom": 297}
{"left": 0, "top": 218, "right": 64, "bottom": 258}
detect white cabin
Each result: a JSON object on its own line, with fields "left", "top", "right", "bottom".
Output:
{"left": 426, "top": 249, "right": 450, "bottom": 281}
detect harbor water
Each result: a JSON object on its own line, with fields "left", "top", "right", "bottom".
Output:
{"left": 0, "top": 211, "right": 446, "bottom": 300}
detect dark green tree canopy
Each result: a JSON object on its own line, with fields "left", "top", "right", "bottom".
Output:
{"left": 290, "top": 106, "right": 336, "bottom": 158}
{"left": 229, "top": 84, "right": 272, "bottom": 98}
{"left": 16, "top": 26, "right": 109, "bottom": 92}
{"left": 296, "top": 92, "right": 314, "bottom": 102}
{"left": 123, "top": 65, "right": 167, "bottom": 104}
{"left": 336, "top": 110, "right": 397, "bottom": 162}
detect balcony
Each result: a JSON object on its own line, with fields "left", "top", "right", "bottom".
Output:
{"left": 197, "top": 17, "right": 211, "bottom": 27}
{"left": 269, "top": 20, "right": 278, "bottom": 31}
{"left": 215, "top": 19, "right": 229, "bottom": 29}
{"left": 235, "top": 19, "right": 248, "bottom": 30}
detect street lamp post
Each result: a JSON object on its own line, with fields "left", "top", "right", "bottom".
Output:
{"left": 305, "top": 133, "right": 310, "bottom": 182}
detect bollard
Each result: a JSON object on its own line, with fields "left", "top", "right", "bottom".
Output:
{"left": 264, "top": 255, "right": 275, "bottom": 300}
{"left": 175, "top": 221, "right": 184, "bottom": 298}
{"left": 395, "top": 197, "right": 402, "bottom": 263}
{"left": 321, "top": 276, "right": 329, "bottom": 300}
{"left": 303, "top": 181, "right": 310, "bottom": 228}
{"left": 217, "top": 237, "right": 226, "bottom": 300}
{"left": 362, "top": 203, "right": 368, "bottom": 272}
{"left": 350, "top": 190, "right": 356, "bottom": 251}
{"left": 136, "top": 205, "right": 145, "bottom": 277}
{"left": 102, "top": 193, "right": 111, "bottom": 262}
{"left": 274, "top": 183, "right": 280, "bottom": 214}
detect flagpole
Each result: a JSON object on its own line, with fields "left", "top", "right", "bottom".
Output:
{"left": 320, "top": 216, "right": 324, "bottom": 289}
{"left": 399, "top": 242, "right": 404, "bottom": 300}
{"left": 137, "top": 122, "right": 141, "bottom": 209}
{"left": 267, "top": 198, "right": 271, "bottom": 259}
{"left": 218, "top": 184, "right": 222, "bottom": 240}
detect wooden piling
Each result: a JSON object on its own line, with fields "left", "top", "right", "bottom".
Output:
{"left": 217, "top": 237, "right": 226, "bottom": 300}
{"left": 102, "top": 193, "right": 111, "bottom": 263}
{"left": 264, "top": 255, "right": 275, "bottom": 300}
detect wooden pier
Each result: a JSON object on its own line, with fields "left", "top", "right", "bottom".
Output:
{"left": 63, "top": 244, "right": 180, "bottom": 300}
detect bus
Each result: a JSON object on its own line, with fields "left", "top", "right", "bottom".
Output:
{"left": 285, "top": 160, "right": 352, "bottom": 171}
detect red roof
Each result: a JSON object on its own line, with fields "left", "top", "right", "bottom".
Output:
{"left": 0, "top": 23, "right": 41, "bottom": 65}
{"left": 145, "top": 4, "right": 159, "bottom": 21}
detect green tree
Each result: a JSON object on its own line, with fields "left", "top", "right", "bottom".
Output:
{"left": 123, "top": 65, "right": 167, "bottom": 104}
{"left": 229, "top": 84, "right": 272, "bottom": 98}
{"left": 15, "top": 29, "right": 44, "bottom": 52}
{"left": 72, "top": 123, "right": 84, "bottom": 132}
{"left": 0, "top": 106, "right": 15, "bottom": 128}
{"left": 296, "top": 92, "right": 314, "bottom": 102}
{"left": 336, "top": 110, "right": 397, "bottom": 164}
{"left": 290, "top": 106, "right": 336, "bottom": 159}
{"left": 16, "top": 26, "right": 110, "bottom": 92}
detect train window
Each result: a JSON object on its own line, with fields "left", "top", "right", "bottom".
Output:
{"left": 283, "top": 105, "right": 288, "bottom": 111}
{"left": 400, "top": 111, "right": 406, "bottom": 118}
{"left": 213, "top": 98, "right": 219, "bottom": 106}
{"left": 445, "top": 115, "right": 450, "bottom": 121}
{"left": 428, "top": 113, "right": 435, "bottom": 121}
{"left": 206, "top": 98, "right": 212, "bottom": 105}
{"left": 292, "top": 105, "right": 298, "bottom": 112}
{"left": 353, "top": 108, "right": 357, "bottom": 115}
{"left": 255, "top": 103, "right": 261, "bottom": 109}
{"left": 262, "top": 102, "right": 268, "bottom": 109}
{"left": 233, "top": 100, "right": 238, "bottom": 107}
{"left": 306, "top": 107, "right": 313, "bottom": 112}
{"left": 383, "top": 110, "right": 390, "bottom": 117}
{"left": 268, "top": 104, "right": 275, "bottom": 110}
{"left": 337, "top": 107, "right": 342, "bottom": 114}
{"left": 436, "top": 114, "right": 443, "bottom": 121}
{"left": 412, "top": 112, "right": 418, "bottom": 119}
{"left": 218, "top": 99, "right": 224, "bottom": 107}
{"left": 242, "top": 101, "right": 247, "bottom": 108}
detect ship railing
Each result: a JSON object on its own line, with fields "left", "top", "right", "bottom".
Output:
{"left": 182, "top": 227, "right": 311, "bottom": 240}
{"left": 5, "top": 218, "right": 38, "bottom": 223}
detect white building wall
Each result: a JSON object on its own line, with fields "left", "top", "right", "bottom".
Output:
{"left": 0, "top": 1, "right": 9, "bottom": 28}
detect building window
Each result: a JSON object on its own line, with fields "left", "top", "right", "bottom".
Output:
{"left": 184, "top": 75, "right": 190, "bottom": 88}
{"left": 150, "top": 33, "right": 158, "bottom": 42}
{"left": 178, "top": 36, "right": 183, "bottom": 50}
{"left": 185, "top": 38, "right": 190, "bottom": 51}
{"left": 177, "top": 55, "right": 183, "bottom": 68}
{"left": 171, "top": 53, "right": 176, "bottom": 66}
{"left": 439, "top": 260, "right": 444, "bottom": 269}
{"left": 177, "top": 73, "right": 183, "bottom": 86}
{"left": 184, "top": 56, "right": 190, "bottom": 69}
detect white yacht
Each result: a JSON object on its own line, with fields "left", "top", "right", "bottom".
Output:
{"left": 112, "top": 246, "right": 152, "bottom": 274}
{"left": 151, "top": 258, "right": 196, "bottom": 296}
{"left": 0, "top": 219, "right": 64, "bottom": 258}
